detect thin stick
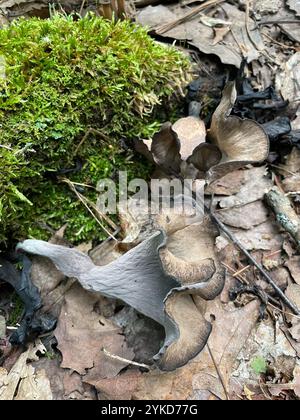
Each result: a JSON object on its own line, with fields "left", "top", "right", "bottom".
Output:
{"left": 62, "top": 178, "right": 117, "bottom": 241}
{"left": 233, "top": 265, "right": 250, "bottom": 278}
{"left": 207, "top": 205, "right": 300, "bottom": 315}
{"left": 222, "top": 262, "right": 248, "bottom": 284}
{"left": 155, "top": 0, "right": 226, "bottom": 34}
{"left": 79, "top": 0, "right": 86, "bottom": 16}
{"left": 270, "top": 164, "right": 297, "bottom": 176}
{"left": 207, "top": 344, "right": 229, "bottom": 401}
{"left": 73, "top": 127, "right": 111, "bottom": 157}
{"left": 102, "top": 348, "right": 150, "bottom": 370}
{"left": 258, "top": 20, "right": 300, "bottom": 26}
{"left": 262, "top": 32, "right": 297, "bottom": 51}
{"left": 0, "top": 144, "right": 12, "bottom": 151}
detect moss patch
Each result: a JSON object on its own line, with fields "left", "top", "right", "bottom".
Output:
{"left": 0, "top": 14, "right": 190, "bottom": 246}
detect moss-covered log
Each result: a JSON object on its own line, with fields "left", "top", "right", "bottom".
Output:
{"left": 0, "top": 14, "right": 190, "bottom": 245}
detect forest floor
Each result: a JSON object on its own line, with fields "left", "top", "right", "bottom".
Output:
{"left": 0, "top": 0, "right": 300, "bottom": 401}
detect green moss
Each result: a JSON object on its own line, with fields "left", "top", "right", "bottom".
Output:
{"left": 8, "top": 293, "right": 24, "bottom": 326}
{"left": 0, "top": 14, "right": 190, "bottom": 245}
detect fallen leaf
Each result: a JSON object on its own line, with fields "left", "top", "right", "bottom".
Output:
{"left": 244, "top": 385, "right": 255, "bottom": 401}
{"left": 217, "top": 200, "right": 269, "bottom": 230}
{"left": 285, "top": 284, "right": 300, "bottom": 308}
{"left": 287, "top": 0, "right": 300, "bottom": 16}
{"left": 94, "top": 298, "right": 259, "bottom": 400}
{"left": 32, "top": 358, "right": 96, "bottom": 400}
{"left": 205, "top": 170, "right": 246, "bottom": 196}
{"left": 218, "top": 220, "right": 283, "bottom": 251}
{"left": 138, "top": 3, "right": 265, "bottom": 68}
{"left": 54, "top": 283, "right": 134, "bottom": 377}
{"left": 212, "top": 26, "right": 231, "bottom": 46}
{"left": 285, "top": 256, "right": 300, "bottom": 285}
{"left": 218, "top": 167, "right": 273, "bottom": 209}
{"left": 0, "top": 339, "right": 52, "bottom": 400}
{"left": 276, "top": 52, "right": 300, "bottom": 112}
{"left": 254, "top": 0, "right": 282, "bottom": 14}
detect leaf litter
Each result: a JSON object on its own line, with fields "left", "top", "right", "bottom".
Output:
{"left": 1, "top": 0, "right": 300, "bottom": 401}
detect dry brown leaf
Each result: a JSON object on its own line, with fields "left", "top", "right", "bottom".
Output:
{"left": 0, "top": 340, "right": 52, "bottom": 400}
{"left": 276, "top": 52, "right": 300, "bottom": 112}
{"left": 287, "top": 0, "right": 300, "bottom": 16}
{"left": 32, "top": 358, "right": 96, "bottom": 400}
{"left": 217, "top": 200, "right": 269, "bottom": 230}
{"left": 94, "top": 298, "right": 259, "bottom": 400}
{"left": 285, "top": 256, "right": 300, "bottom": 285}
{"left": 285, "top": 283, "right": 300, "bottom": 308}
{"left": 54, "top": 283, "right": 134, "bottom": 376}
{"left": 282, "top": 175, "right": 300, "bottom": 194}
{"left": 289, "top": 322, "right": 300, "bottom": 342}
{"left": 218, "top": 220, "right": 283, "bottom": 251}
{"left": 218, "top": 167, "right": 273, "bottom": 209}
{"left": 212, "top": 26, "right": 231, "bottom": 46}
{"left": 137, "top": 3, "right": 264, "bottom": 68}
{"left": 205, "top": 170, "right": 246, "bottom": 196}
{"left": 283, "top": 148, "right": 300, "bottom": 174}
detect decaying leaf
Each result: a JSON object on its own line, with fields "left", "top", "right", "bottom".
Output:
{"left": 287, "top": 0, "right": 300, "bottom": 16}
{"left": 0, "top": 340, "right": 52, "bottom": 400}
{"left": 32, "top": 358, "right": 96, "bottom": 400}
{"left": 17, "top": 222, "right": 225, "bottom": 371}
{"left": 54, "top": 283, "right": 134, "bottom": 377}
{"left": 94, "top": 298, "right": 260, "bottom": 400}
{"left": 205, "top": 170, "right": 246, "bottom": 196}
{"left": 217, "top": 201, "right": 269, "bottom": 230}
{"left": 276, "top": 52, "right": 300, "bottom": 112}
{"left": 285, "top": 256, "right": 300, "bottom": 286}
{"left": 281, "top": 148, "right": 300, "bottom": 193}
{"left": 218, "top": 167, "right": 273, "bottom": 209}
{"left": 207, "top": 83, "right": 269, "bottom": 182}
{"left": 286, "top": 284, "right": 300, "bottom": 311}
{"left": 137, "top": 3, "right": 264, "bottom": 68}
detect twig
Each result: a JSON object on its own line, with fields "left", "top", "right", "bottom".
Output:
{"left": 265, "top": 187, "right": 300, "bottom": 250}
{"left": 62, "top": 178, "right": 118, "bottom": 241}
{"left": 73, "top": 127, "right": 111, "bottom": 157}
{"left": 102, "top": 348, "right": 151, "bottom": 370}
{"left": 221, "top": 262, "right": 249, "bottom": 284}
{"left": 245, "top": 0, "right": 263, "bottom": 53}
{"left": 233, "top": 265, "right": 250, "bottom": 278}
{"left": 0, "top": 144, "right": 12, "bottom": 151}
{"left": 258, "top": 20, "right": 300, "bottom": 26}
{"left": 79, "top": 0, "right": 86, "bottom": 16}
{"left": 270, "top": 164, "right": 297, "bottom": 177}
{"left": 206, "top": 205, "right": 300, "bottom": 315}
{"left": 155, "top": 0, "right": 226, "bottom": 34}
{"left": 262, "top": 32, "right": 297, "bottom": 51}
{"left": 207, "top": 344, "right": 229, "bottom": 401}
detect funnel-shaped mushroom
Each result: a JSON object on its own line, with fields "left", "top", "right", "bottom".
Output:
{"left": 17, "top": 217, "right": 225, "bottom": 371}
{"left": 204, "top": 82, "right": 269, "bottom": 181}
